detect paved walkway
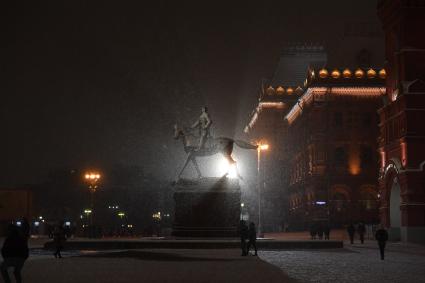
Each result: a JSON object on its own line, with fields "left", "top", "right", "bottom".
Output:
{"left": 259, "top": 241, "right": 425, "bottom": 283}
{"left": 20, "top": 249, "right": 297, "bottom": 283}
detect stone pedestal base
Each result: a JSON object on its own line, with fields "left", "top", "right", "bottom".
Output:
{"left": 172, "top": 177, "right": 241, "bottom": 237}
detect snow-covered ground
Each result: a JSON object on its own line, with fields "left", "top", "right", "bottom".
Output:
{"left": 259, "top": 241, "right": 425, "bottom": 283}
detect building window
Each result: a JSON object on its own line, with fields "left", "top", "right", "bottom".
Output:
{"left": 361, "top": 146, "right": 374, "bottom": 168}
{"left": 334, "top": 147, "right": 346, "bottom": 165}
{"left": 360, "top": 190, "right": 377, "bottom": 210}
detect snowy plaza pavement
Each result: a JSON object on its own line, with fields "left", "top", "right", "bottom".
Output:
{"left": 3, "top": 239, "right": 425, "bottom": 282}
{"left": 259, "top": 241, "right": 425, "bottom": 283}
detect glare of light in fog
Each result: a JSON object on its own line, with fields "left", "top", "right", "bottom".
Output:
{"left": 217, "top": 157, "right": 238, "bottom": 179}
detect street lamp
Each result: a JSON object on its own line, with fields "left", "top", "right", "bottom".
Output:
{"left": 84, "top": 171, "right": 101, "bottom": 237}
{"left": 257, "top": 142, "right": 269, "bottom": 238}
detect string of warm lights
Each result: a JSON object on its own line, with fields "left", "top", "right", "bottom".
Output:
{"left": 285, "top": 87, "right": 386, "bottom": 125}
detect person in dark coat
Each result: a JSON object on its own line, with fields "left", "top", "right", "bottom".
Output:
{"left": 240, "top": 220, "right": 249, "bottom": 256}
{"left": 324, "top": 223, "right": 330, "bottom": 240}
{"left": 357, "top": 222, "right": 366, "bottom": 244}
{"left": 317, "top": 223, "right": 324, "bottom": 240}
{"left": 1, "top": 224, "right": 29, "bottom": 283}
{"left": 53, "top": 224, "right": 66, "bottom": 258}
{"left": 375, "top": 225, "right": 389, "bottom": 260}
{"left": 247, "top": 222, "right": 258, "bottom": 256}
{"left": 309, "top": 223, "right": 317, "bottom": 240}
{"left": 347, "top": 223, "right": 355, "bottom": 244}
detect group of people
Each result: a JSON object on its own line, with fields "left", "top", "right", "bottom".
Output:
{"left": 309, "top": 222, "right": 331, "bottom": 240}
{"left": 347, "top": 222, "right": 389, "bottom": 260}
{"left": 346, "top": 222, "right": 367, "bottom": 244}
{"left": 240, "top": 220, "right": 257, "bottom": 256}
{"left": 1, "top": 220, "right": 67, "bottom": 283}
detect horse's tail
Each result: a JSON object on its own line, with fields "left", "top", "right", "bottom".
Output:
{"left": 234, "top": 140, "right": 258, "bottom": 150}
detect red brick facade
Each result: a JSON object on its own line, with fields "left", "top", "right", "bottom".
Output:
{"left": 377, "top": 0, "right": 425, "bottom": 243}
{"left": 285, "top": 69, "right": 385, "bottom": 230}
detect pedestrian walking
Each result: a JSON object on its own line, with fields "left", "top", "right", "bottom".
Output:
{"left": 240, "top": 220, "right": 249, "bottom": 256}
{"left": 247, "top": 222, "right": 258, "bottom": 256}
{"left": 53, "top": 224, "right": 66, "bottom": 258}
{"left": 375, "top": 225, "right": 389, "bottom": 260}
{"left": 324, "top": 223, "right": 330, "bottom": 240}
{"left": 347, "top": 223, "right": 355, "bottom": 244}
{"left": 357, "top": 222, "right": 366, "bottom": 244}
{"left": 1, "top": 224, "right": 29, "bottom": 283}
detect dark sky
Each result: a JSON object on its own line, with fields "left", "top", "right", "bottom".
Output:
{"left": 2, "top": 1, "right": 381, "bottom": 186}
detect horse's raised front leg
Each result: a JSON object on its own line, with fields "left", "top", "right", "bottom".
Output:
{"left": 191, "top": 157, "right": 202, "bottom": 179}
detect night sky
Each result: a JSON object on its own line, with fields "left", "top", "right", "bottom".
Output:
{"left": 2, "top": 1, "right": 380, "bottom": 186}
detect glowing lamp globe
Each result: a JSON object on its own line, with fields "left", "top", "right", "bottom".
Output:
{"left": 319, "top": 69, "right": 328, "bottom": 78}
{"left": 331, "top": 69, "right": 341, "bottom": 79}
{"left": 276, "top": 86, "right": 285, "bottom": 95}
{"left": 354, "top": 68, "right": 365, "bottom": 79}
{"left": 266, "top": 86, "right": 275, "bottom": 95}
{"left": 342, "top": 68, "right": 352, "bottom": 78}
{"left": 286, "top": 87, "right": 294, "bottom": 95}
{"left": 367, "top": 68, "right": 377, "bottom": 79}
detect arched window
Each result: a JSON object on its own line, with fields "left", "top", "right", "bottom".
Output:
{"left": 359, "top": 187, "right": 378, "bottom": 210}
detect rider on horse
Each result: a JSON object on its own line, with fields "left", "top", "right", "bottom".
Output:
{"left": 191, "top": 106, "right": 212, "bottom": 151}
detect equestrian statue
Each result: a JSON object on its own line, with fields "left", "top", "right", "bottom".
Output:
{"left": 174, "top": 107, "right": 257, "bottom": 181}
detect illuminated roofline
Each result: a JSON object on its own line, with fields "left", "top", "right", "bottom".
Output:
{"left": 285, "top": 87, "right": 386, "bottom": 125}
{"left": 245, "top": 101, "right": 286, "bottom": 133}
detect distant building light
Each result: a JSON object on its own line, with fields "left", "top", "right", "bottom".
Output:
{"left": 39, "top": 216, "right": 43, "bottom": 220}
{"left": 316, "top": 201, "right": 327, "bottom": 205}
{"left": 65, "top": 222, "right": 71, "bottom": 226}
{"left": 34, "top": 221, "right": 40, "bottom": 227}
{"left": 16, "top": 221, "right": 22, "bottom": 226}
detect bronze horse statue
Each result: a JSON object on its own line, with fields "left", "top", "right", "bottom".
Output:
{"left": 173, "top": 124, "right": 257, "bottom": 180}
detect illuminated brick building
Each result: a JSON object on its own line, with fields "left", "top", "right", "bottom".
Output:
{"left": 284, "top": 67, "right": 386, "bottom": 229}
{"left": 377, "top": 0, "right": 425, "bottom": 243}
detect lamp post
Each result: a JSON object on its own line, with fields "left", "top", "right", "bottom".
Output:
{"left": 84, "top": 172, "right": 101, "bottom": 237}
{"left": 257, "top": 143, "right": 269, "bottom": 238}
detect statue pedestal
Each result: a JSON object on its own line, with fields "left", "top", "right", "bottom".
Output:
{"left": 172, "top": 177, "right": 241, "bottom": 237}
